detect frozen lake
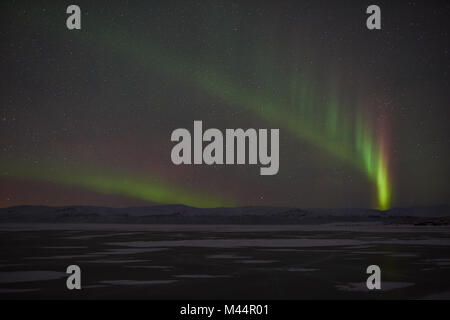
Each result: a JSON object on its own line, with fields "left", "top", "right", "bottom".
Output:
{"left": 0, "top": 223, "right": 449, "bottom": 299}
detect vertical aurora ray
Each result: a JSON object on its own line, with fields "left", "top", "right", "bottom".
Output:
{"left": 374, "top": 119, "right": 392, "bottom": 210}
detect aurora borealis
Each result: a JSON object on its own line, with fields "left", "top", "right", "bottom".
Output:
{"left": 1, "top": 0, "right": 449, "bottom": 209}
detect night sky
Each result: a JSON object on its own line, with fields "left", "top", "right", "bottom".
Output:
{"left": 1, "top": 0, "right": 449, "bottom": 209}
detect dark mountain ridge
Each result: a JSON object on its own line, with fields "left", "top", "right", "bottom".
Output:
{"left": 0, "top": 204, "right": 449, "bottom": 225}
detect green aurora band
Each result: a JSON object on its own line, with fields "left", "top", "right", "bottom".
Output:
{"left": 0, "top": 162, "right": 235, "bottom": 208}
{"left": 96, "top": 28, "right": 393, "bottom": 210}
{"left": 3, "top": 10, "right": 392, "bottom": 209}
